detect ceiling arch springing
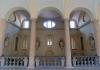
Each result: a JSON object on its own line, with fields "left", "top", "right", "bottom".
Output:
{"left": 69, "top": 8, "right": 93, "bottom": 28}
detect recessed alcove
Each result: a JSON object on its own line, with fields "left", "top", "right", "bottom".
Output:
{"left": 69, "top": 8, "right": 97, "bottom": 56}
{"left": 36, "top": 7, "right": 65, "bottom": 56}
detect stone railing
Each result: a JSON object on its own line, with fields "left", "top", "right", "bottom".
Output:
{"left": 0, "top": 56, "right": 99, "bottom": 68}
{"left": 72, "top": 56, "right": 99, "bottom": 67}
{"left": 0, "top": 57, "right": 28, "bottom": 67}
{"left": 35, "top": 56, "right": 66, "bottom": 67}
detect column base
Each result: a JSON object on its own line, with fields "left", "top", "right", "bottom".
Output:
{"left": 28, "top": 67, "right": 35, "bottom": 70}
{"left": 28, "top": 56, "right": 35, "bottom": 69}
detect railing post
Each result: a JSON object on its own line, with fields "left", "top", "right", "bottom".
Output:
{"left": 0, "top": 57, "right": 4, "bottom": 67}
{"left": 72, "top": 57, "right": 76, "bottom": 67}
{"left": 24, "top": 57, "right": 28, "bottom": 67}
{"left": 61, "top": 57, "right": 65, "bottom": 67}
{"left": 35, "top": 57, "right": 40, "bottom": 67}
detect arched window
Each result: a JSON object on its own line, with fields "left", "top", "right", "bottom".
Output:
{"left": 69, "top": 20, "right": 77, "bottom": 29}
{"left": 43, "top": 20, "right": 56, "bottom": 28}
{"left": 22, "top": 19, "right": 30, "bottom": 29}
{"left": 47, "top": 39, "right": 53, "bottom": 46}
{"left": 71, "top": 38, "right": 76, "bottom": 49}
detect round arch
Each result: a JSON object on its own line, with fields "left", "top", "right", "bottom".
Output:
{"left": 5, "top": 7, "right": 30, "bottom": 21}
{"left": 69, "top": 7, "right": 97, "bottom": 56}
{"left": 38, "top": 7, "right": 63, "bottom": 19}
{"left": 69, "top": 7, "right": 94, "bottom": 21}
{"left": 35, "top": 7, "right": 65, "bottom": 57}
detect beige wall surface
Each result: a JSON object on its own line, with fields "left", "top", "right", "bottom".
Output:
{"left": 36, "top": 29, "right": 65, "bottom": 56}
{"left": 3, "top": 30, "right": 30, "bottom": 56}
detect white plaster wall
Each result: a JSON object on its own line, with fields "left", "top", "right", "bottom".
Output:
{"left": 80, "top": 23, "right": 95, "bottom": 38}
{"left": 0, "top": 0, "right": 28, "bottom": 19}
{"left": 67, "top": 0, "right": 96, "bottom": 18}
{"left": 5, "top": 23, "right": 19, "bottom": 37}
{"left": 80, "top": 23, "right": 96, "bottom": 56}
{"left": 28, "top": 0, "right": 64, "bottom": 18}
{"left": 0, "top": 0, "right": 100, "bottom": 19}
{"left": 36, "top": 0, "right": 64, "bottom": 15}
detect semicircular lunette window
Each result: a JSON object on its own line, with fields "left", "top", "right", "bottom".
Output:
{"left": 43, "top": 20, "right": 56, "bottom": 28}
{"left": 22, "top": 20, "right": 30, "bottom": 29}
{"left": 70, "top": 20, "right": 77, "bottom": 29}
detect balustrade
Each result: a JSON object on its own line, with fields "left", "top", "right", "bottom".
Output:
{"left": 72, "top": 56, "right": 99, "bottom": 67}
{"left": 0, "top": 56, "right": 99, "bottom": 68}
{"left": 35, "top": 56, "right": 66, "bottom": 67}
{"left": 0, "top": 57, "right": 28, "bottom": 67}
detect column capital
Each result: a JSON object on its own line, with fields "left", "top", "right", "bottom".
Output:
{"left": 90, "top": 19, "right": 99, "bottom": 23}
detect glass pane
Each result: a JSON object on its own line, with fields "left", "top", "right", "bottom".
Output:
{"left": 43, "top": 20, "right": 56, "bottom": 28}
{"left": 23, "top": 20, "right": 30, "bottom": 29}
{"left": 70, "top": 20, "right": 76, "bottom": 28}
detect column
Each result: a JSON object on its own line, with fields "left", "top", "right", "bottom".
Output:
{"left": 0, "top": 19, "right": 6, "bottom": 56}
{"left": 64, "top": 19, "right": 72, "bottom": 67}
{"left": 28, "top": 19, "right": 36, "bottom": 68}
{"left": 95, "top": 19, "right": 100, "bottom": 64}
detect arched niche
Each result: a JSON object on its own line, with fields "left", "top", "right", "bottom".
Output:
{"left": 69, "top": 7, "right": 97, "bottom": 56}
{"left": 36, "top": 7, "right": 65, "bottom": 56}
{"left": 3, "top": 7, "right": 31, "bottom": 56}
